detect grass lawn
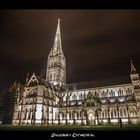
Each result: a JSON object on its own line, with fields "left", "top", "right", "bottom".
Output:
{"left": 0, "top": 124, "right": 140, "bottom": 131}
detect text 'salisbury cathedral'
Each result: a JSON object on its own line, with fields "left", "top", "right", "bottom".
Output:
{"left": 4, "top": 19, "right": 140, "bottom": 125}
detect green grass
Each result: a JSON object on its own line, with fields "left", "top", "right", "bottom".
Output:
{"left": 0, "top": 124, "right": 140, "bottom": 131}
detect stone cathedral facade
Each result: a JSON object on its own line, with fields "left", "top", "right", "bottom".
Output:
{"left": 10, "top": 19, "right": 140, "bottom": 126}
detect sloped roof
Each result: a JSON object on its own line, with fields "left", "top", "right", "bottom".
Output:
{"left": 35, "top": 75, "right": 55, "bottom": 90}
{"left": 9, "top": 81, "right": 24, "bottom": 93}
{"left": 36, "top": 75, "right": 66, "bottom": 91}
{"left": 65, "top": 76, "right": 132, "bottom": 91}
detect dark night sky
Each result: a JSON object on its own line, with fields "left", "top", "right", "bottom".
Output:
{"left": 0, "top": 10, "right": 140, "bottom": 93}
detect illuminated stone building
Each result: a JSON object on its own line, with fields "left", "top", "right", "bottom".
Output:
{"left": 11, "top": 19, "right": 140, "bottom": 125}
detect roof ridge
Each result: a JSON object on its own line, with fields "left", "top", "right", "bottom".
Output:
{"left": 66, "top": 76, "right": 130, "bottom": 86}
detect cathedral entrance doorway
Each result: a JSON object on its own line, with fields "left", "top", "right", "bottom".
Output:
{"left": 87, "top": 109, "right": 95, "bottom": 125}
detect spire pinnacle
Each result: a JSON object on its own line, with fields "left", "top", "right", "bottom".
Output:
{"left": 58, "top": 18, "right": 60, "bottom": 24}
{"left": 9, "top": 80, "right": 17, "bottom": 92}
{"left": 56, "top": 18, "right": 60, "bottom": 32}
{"left": 26, "top": 72, "right": 29, "bottom": 83}
{"left": 131, "top": 59, "right": 137, "bottom": 74}
{"left": 50, "top": 18, "right": 63, "bottom": 56}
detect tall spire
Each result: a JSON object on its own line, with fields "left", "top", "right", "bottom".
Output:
{"left": 131, "top": 59, "right": 137, "bottom": 74}
{"left": 46, "top": 18, "right": 66, "bottom": 85}
{"left": 51, "top": 18, "right": 63, "bottom": 56}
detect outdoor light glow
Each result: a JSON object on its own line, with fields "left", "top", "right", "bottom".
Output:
{"left": 122, "top": 119, "right": 128, "bottom": 122}
{"left": 110, "top": 119, "right": 118, "bottom": 123}
{"left": 35, "top": 105, "right": 42, "bottom": 120}
{"left": 4, "top": 13, "right": 139, "bottom": 127}
{"left": 103, "top": 120, "right": 108, "bottom": 123}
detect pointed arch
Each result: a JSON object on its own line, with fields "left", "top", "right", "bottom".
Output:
{"left": 101, "top": 108, "right": 108, "bottom": 119}
{"left": 119, "top": 106, "right": 128, "bottom": 118}
{"left": 129, "top": 106, "right": 137, "bottom": 117}
{"left": 27, "top": 74, "right": 39, "bottom": 86}
{"left": 110, "top": 107, "right": 118, "bottom": 118}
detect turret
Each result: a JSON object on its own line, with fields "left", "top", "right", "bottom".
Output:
{"left": 130, "top": 60, "right": 140, "bottom": 88}
{"left": 130, "top": 60, "right": 140, "bottom": 109}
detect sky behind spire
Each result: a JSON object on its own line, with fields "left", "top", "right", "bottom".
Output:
{"left": 0, "top": 10, "right": 140, "bottom": 92}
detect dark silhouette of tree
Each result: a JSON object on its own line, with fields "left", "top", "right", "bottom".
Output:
{"left": 54, "top": 85, "right": 65, "bottom": 125}
{"left": 107, "top": 100, "right": 111, "bottom": 125}
{"left": 94, "top": 91, "right": 101, "bottom": 125}
{"left": 65, "top": 90, "right": 72, "bottom": 125}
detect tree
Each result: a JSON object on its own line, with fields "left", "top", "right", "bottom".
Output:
{"left": 54, "top": 85, "right": 65, "bottom": 125}
{"left": 82, "top": 98, "right": 88, "bottom": 125}
{"left": 95, "top": 107, "right": 102, "bottom": 125}
{"left": 65, "top": 90, "right": 72, "bottom": 125}
{"left": 116, "top": 100, "right": 120, "bottom": 125}
{"left": 73, "top": 104, "right": 76, "bottom": 125}
{"left": 119, "top": 118, "right": 122, "bottom": 128}
{"left": 81, "top": 102, "right": 85, "bottom": 125}
{"left": 107, "top": 106, "right": 111, "bottom": 124}
{"left": 94, "top": 91, "right": 101, "bottom": 125}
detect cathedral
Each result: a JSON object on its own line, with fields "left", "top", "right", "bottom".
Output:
{"left": 8, "top": 19, "right": 140, "bottom": 125}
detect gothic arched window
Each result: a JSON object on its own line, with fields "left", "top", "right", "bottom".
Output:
{"left": 111, "top": 109, "right": 114, "bottom": 118}
{"left": 119, "top": 107, "right": 128, "bottom": 118}
{"left": 101, "top": 91, "right": 106, "bottom": 98}
{"left": 118, "top": 89, "right": 123, "bottom": 96}
{"left": 129, "top": 106, "right": 137, "bottom": 117}
{"left": 110, "top": 108, "right": 118, "bottom": 118}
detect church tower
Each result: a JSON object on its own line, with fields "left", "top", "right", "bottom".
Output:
{"left": 130, "top": 60, "right": 140, "bottom": 88}
{"left": 130, "top": 60, "right": 140, "bottom": 108}
{"left": 46, "top": 19, "right": 66, "bottom": 86}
